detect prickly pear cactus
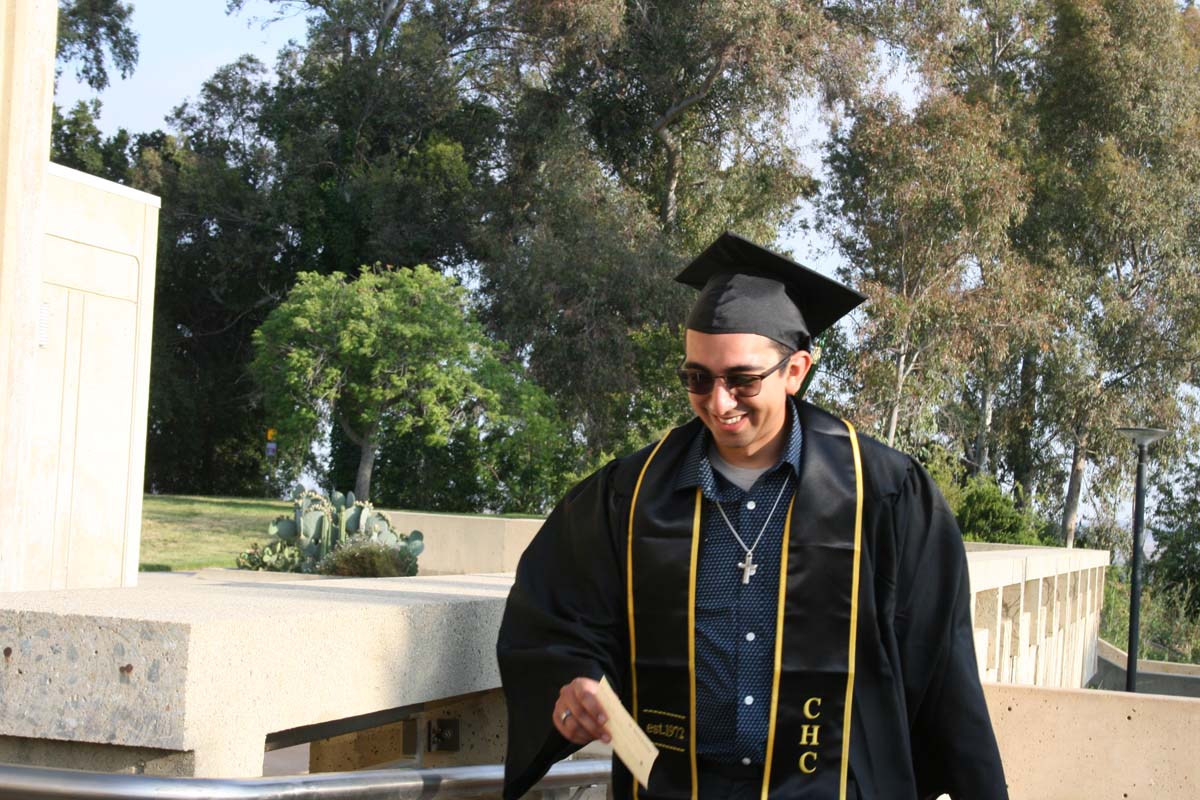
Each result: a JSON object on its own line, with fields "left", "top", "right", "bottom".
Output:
{"left": 241, "top": 489, "right": 423, "bottom": 575}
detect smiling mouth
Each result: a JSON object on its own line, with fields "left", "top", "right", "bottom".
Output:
{"left": 715, "top": 414, "right": 746, "bottom": 427}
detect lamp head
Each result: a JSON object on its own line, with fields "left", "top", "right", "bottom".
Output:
{"left": 1115, "top": 427, "right": 1170, "bottom": 447}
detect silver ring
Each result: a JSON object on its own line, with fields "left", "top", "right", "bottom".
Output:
{"left": 560, "top": 709, "right": 572, "bottom": 723}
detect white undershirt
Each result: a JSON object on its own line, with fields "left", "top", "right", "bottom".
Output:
{"left": 707, "top": 441, "right": 770, "bottom": 492}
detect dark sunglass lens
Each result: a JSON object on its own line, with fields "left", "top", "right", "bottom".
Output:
{"left": 726, "top": 375, "right": 761, "bottom": 397}
{"left": 679, "top": 370, "right": 715, "bottom": 394}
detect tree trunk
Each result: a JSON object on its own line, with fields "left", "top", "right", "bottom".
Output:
{"left": 354, "top": 437, "right": 377, "bottom": 502}
{"left": 886, "top": 348, "right": 907, "bottom": 448}
{"left": 338, "top": 415, "right": 379, "bottom": 502}
{"left": 975, "top": 384, "right": 995, "bottom": 477}
{"left": 1060, "top": 430, "right": 1088, "bottom": 548}
{"left": 656, "top": 126, "right": 681, "bottom": 229}
{"left": 886, "top": 400, "right": 901, "bottom": 449}
{"left": 1012, "top": 348, "right": 1038, "bottom": 508}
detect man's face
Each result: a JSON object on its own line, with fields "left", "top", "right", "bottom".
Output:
{"left": 683, "top": 330, "right": 811, "bottom": 468}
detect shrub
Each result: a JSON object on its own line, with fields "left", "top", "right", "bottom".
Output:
{"left": 315, "top": 536, "right": 419, "bottom": 578}
{"left": 956, "top": 477, "right": 1042, "bottom": 546}
{"left": 236, "top": 539, "right": 306, "bottom": 572}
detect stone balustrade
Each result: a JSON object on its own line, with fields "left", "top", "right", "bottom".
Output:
{"left": 965, "top": 543, "right": 1109, "bottom": 688}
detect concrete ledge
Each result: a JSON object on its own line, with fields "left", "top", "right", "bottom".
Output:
{"left": 0, "top": 545, "right": 1122, "bottom": 780}
{"left": 985, "top": 682, "right": 1200, "bottom": 799}
{"left": 0, "top": 571, "right": 511, "bottom": 776}
{"left": 1090, "top": 639, "right": 1200, "bottom": 698}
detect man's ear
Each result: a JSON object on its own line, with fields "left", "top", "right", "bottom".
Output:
{"left": 785, "top": 350, "right": 813, "bottom": 395}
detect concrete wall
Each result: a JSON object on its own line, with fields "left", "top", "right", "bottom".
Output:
{"left": 1089, "top": 638, "right": 1200, "bottom": 698}
{"left": 0, "top": 571, "right": 513, "bottom": 777}
{"left": 26, "top": 165, "right": 160, "bottom": 590}
{"left": 986, "top": 681, "right": 1200, "bottom": 799}
{"left": 0, "top": 0, "right": 159, "bottom": 593}
{"left": 0, "top": 0, "right": 58, "bottom": 592}
{"left": 966, "top": 544, "right": 1109, "bottom": 688}
{"left": 383, "top": 511, "right": 544, "bottom": 576}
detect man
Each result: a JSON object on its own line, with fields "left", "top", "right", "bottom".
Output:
{"left": 497, "top": 232, "right": 1007, "bottom": 799}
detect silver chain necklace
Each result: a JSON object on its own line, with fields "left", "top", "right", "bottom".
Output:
{"left": 714, "top": 474, "right": 793, "bottom": 584}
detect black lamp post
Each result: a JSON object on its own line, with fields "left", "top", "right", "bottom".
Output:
{"left": 1114, "top": 426, "right": 1170, "bottom": 692}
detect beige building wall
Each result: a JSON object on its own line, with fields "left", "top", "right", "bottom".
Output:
{"left": 26, "top": 164, "right": 161, "bottom": 589}
{"left": 0, "top": 0, "right": 58, "bottom": 592}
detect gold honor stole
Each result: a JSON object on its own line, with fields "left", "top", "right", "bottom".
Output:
{"left": 625, "top": 416, "right": 864, "bottom": 800}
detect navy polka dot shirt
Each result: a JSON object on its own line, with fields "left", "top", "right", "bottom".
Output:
{"left": 672, "top": 403, "right": 803, "bottom": 766}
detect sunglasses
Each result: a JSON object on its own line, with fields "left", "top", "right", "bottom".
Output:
{"left": 676, "top": 352, "right": 795, "bottom": 398}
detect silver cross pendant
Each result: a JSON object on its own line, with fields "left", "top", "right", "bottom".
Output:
{"left": 738, "top": 552, "right": 757, "bottom": 584}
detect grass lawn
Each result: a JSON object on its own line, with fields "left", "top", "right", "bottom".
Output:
{"left": 139, "top": 495, "right": 290, "bottom": 571}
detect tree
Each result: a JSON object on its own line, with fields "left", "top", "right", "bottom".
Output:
{"left": 346, "top": 351, "right": 591, "bottom": 514}
{"left": 480, "top": 1, "right": 875, "bottom": 453}
{"left": 135, "top": 59, "right": 290, "bottom": 494}
{"left": 251, "top": 265, "right": 491, "bottom": 501}
{"left": 478, "top": 120, "right": 688, "bottom": 454}
{"left": 142, "top": 0, "right": 506, "bottom": 493}
{"left": 56, "top": 0, "right": 138, "bottom": 91}
{"left": 821, "top": 91, "right": 1028, "bottom": 450}
{"left": 1150, "top": 454, "right": 1200, "bottom": 620}
{"left": 1028, "top": 0, "right": 1200, "bottom": 545}
{"left": 50, "top": 99, "right": 131, "bottom": 181}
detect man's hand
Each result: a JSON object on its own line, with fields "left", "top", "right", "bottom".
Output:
{"left": 553, "top": 677, "right": 612, "bottom": 745}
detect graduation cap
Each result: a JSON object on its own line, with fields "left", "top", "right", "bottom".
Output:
{"left": 675, "top": 232, "right": 866, "bottom": 350}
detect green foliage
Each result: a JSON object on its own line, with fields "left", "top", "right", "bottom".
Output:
{"left": 1149, "top": 455, "right": 1200, "bottom": 620}
{"left": 1023, "top": 0, "right": 1200, "bottom": 542}
{"left": 822, "top": 91, "right": 1032, "bottom": 451}
{"left": 331, "top": 350, "right": 590, "bottom": 515}
{"left": 236, "top": 539, "right": 305, "bottom": 572}
{"left": 56, "top": 0, "right": 139, "bottom": 91}
{"left": 238, "top": 489, "right": 422, "bottom": 574}
{"left": 956, "top": 477, "right": 1044, "bottom": 546}
{"left": 315, "top": 537, "right": 419, "bottom": 578}
{"left": 1101, "top": 567, "right": 1200, "bottom": 664}
{"left": 918, "top": 443, "right": 970, "bottom": 515}
{"left": 50, "top": 100, "right": 132, "bottom": 180}
{"left": 251, "top": 265, "right": 492, "bottom": 500}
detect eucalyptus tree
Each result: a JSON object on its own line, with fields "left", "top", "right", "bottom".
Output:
{"left": 822, "top": 91, "right": 1028, "bottom": 450}
{"left": 1029, "top": 0, "right": 1200, "bottom": 545}
{"left": 481, "top": 0, "right": 876, "bottom": 453}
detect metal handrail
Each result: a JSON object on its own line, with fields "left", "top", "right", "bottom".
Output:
{"left": 0, "top": 758, "right": 610, "bottom": 799}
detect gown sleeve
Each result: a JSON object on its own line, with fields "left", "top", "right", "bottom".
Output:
{"left": 892, "top": 459, "right": 1009, "bottom": 800}
{"left": 496, "top": 462, "right": 629, "bottom": 799}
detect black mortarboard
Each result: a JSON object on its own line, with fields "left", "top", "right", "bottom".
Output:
{"left": 675, "top": 232, "right": 866, "bottom": 350}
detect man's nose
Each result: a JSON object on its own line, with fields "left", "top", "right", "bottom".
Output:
{"left": 706, "top": 380, "right": 740, "bottom": 414}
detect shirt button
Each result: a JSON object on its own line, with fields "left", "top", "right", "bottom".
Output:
{"left": 742, "top": 757, "right": 752, "bottom": 766}
{"left": 744, "top": 695, "right": 754, "bottom": 705}
{"left": 746, "top": 500, "right": 756, "bottom": 510}
{"left": 745, "top": 631, "right": 756, "bottom": 642}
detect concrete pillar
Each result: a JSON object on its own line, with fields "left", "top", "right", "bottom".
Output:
{"left": 0, "top": 0, "right": 58, "bottom": 591}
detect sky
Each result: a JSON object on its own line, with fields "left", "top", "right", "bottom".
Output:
{"left": 56, "top": 0, "right": 310, "bottom": 136}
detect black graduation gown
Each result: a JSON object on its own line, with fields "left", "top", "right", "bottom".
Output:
{"left": 496, "top": 400, "right": 1008, "bottom": 800}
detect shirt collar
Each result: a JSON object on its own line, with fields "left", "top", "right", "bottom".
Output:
{"left": 674, "top": 400, "right": 803, "bottom": 495}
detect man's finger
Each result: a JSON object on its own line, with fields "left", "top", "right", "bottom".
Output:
{"left": 566, "top": 682, "right": 610, "bottom": 743}
{"left": 572, "top": 684, "right": 609, "bottom": 727}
